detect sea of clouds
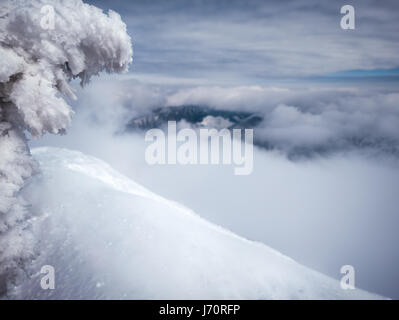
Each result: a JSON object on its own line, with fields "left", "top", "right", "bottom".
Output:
{"left": 31, "top": 76, "right": 399, "bottom": 299}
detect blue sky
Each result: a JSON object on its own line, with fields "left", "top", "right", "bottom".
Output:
{"left": 86, "top": 0, "right": 399, "bottom": 84}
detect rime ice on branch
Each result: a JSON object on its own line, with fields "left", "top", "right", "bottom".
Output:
{"left": 0, "top": 0, "right": 132, "bottom": 295}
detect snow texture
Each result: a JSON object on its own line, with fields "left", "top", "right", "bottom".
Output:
{"left": 0, "top": 0, "right": 132, "bottom": 294}
{"left": 8, "top": 147, "right": 383, "bottom": 299}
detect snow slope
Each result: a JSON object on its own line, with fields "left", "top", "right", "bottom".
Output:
{"left": 9, "top": 147, "right": 382, "bottom": 299}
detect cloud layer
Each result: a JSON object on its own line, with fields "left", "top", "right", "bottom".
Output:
{"left": 88, "top": 0, "right": 399, "bottom": 81}
{"left": 29, "top": 77, "right": 399, "bottom": 299}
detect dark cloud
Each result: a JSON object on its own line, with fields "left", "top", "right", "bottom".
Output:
{"left": 86, "top": 0, "right": 399, "bottom": 82}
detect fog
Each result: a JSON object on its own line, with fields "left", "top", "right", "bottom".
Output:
{"left": 30, "top": 77, "right": 399, "bottom": 299}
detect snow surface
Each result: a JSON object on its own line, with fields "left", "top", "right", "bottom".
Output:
{"left": 0, "top": 0, "right": 132, "bottom": 137}
{"left": 10, "top": 147, "right": 383, "bottom": 299}
{"left": 0, "top": 0, "right": 132, "bottom": 288}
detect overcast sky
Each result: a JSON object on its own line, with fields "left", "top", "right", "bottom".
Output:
{"left": 85, "top": 0, "right": 399, "bottom": 84}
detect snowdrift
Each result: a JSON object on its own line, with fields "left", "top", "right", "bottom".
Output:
{"left": 9, "top": 147, "right": 382, "bottom": 299}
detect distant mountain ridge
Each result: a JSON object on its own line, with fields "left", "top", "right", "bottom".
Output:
{"left": 125, "top": 105, "right": 264, "bottom": 131}
{"left": 124, "top": 104, "right": 399, "bottom": 160}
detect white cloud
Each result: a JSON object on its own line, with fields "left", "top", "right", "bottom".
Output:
{"left": 94, "top": 0, "right": 399, "bottom": 79}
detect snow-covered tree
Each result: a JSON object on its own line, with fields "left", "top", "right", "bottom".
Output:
{"left": 0, "top": 0, "right": 132, "bottom": 295}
